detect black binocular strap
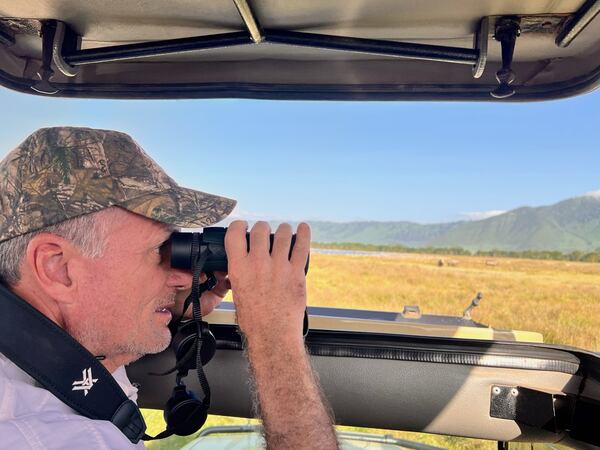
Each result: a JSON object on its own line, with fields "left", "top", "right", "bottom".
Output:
{"left": 189, "top": 235, "right": 212, "bottom": 405}
{"left": 143, "top": 235, "right": 213, "bottom": 441}
{"left": 0, "top": 284, "right": 146, "bottom": 443}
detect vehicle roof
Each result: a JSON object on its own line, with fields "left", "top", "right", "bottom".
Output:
{"left": 1, "top": 0, "right": 599, "bottom": 100}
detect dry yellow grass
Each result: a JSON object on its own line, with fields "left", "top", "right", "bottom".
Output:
{"left": 144, "top": 252, "right": 598, "bottom": 449}
{"left": 306, "top": 252, "right": 600, "bottom": 350}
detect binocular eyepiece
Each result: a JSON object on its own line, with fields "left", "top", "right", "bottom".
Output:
{"left": 169, "top": 227, "right": 308, "bottom": 273}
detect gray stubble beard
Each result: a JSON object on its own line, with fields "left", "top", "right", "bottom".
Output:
{"left": 69, "top": 293, "right": 175, "bottom": 362}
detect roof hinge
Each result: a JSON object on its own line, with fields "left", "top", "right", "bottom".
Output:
{"left": 491, "top": 17, "right": 521, "bottom": 99}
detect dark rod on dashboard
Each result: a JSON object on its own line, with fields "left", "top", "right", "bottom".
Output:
{"left": 0, "top": 27, "right": 14, "bottom": 46}
{"left": 265, "top": 29, "right": 479, "bottom": 64}
{"left": 233, "top": 0, "right": 264, "bottom": 43}
{"left": 63, "top": 31, "right": 252, "bottom": 66}
{"left": 556, "top": 0, "right": 600, "bottom": 48}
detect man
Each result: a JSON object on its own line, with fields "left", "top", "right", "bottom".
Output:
{"left": 0, "top": 127, "right": 339, "bottom": 449}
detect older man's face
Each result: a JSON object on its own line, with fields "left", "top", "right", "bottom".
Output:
{"left": 67, "top": 209, "right": 191, "bottom": 360}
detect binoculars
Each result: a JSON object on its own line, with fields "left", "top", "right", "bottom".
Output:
{"left": 169, "top": 227, "right": 309, "bottom": 273}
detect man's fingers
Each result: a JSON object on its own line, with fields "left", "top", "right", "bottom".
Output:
{"left": 290, "top": 222, "right": 311, "bottom": 270}
{"left": 213, "top": 271, "right": 229, "bottom": 284}
{"left": 200, "top": 290, "right": 224, "bottom": 315}
{"left": 225, "top": 220, "right": 248, "bottom": 262}
{"left": 249, "top": 221, "right": 271, "bottom": 256}
{"left": 271, "top": 223, "right": 293, "bottom": 262}
{"left": 212, "top": 271, "right": 231, "bottom": 297}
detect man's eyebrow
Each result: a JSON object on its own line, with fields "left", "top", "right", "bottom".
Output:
{"left": 149, "top": 226, "right": 177, "bottom": 248}
{"left": 160, "top": 223, "right": 178, "bottom": 235}
{"left": 159, "top": 231, "right": 175, "bottom": 244}
{"left": 156, "top": 236, "right": 171, "bottom": 246}
{"left": 165, "top": 224, "right": 178, "bottom": 233}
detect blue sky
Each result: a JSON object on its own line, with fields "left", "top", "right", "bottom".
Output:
{"left": 0, "top": 86, "right": 598, "bottom": 223}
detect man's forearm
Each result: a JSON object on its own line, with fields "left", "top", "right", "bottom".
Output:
{"left": 225, "top": 222, "right": 336, "bottom": 449}
{"left": 247, "top": 336, "right": 340, "bottom": 450}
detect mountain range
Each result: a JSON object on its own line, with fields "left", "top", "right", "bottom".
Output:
{"left": 304, "top": 192, "right": 600, "bottom": 252}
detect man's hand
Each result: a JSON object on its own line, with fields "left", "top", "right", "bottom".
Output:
{"left": 173, "top": 271, "right": 230, "bottom": 318}
{"left": 225, "top": 220, "right": 309, "bottom": 343}
{"left": 225, "top": 220, "right": 339, "bottom": 450}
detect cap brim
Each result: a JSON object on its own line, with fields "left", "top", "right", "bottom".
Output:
{"left": 120, "top": 186, "right": 236, "bottom": 228}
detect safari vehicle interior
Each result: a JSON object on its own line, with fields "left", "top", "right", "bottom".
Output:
{"left": 0, "top": 1, "right": 599, "bottom": 449}
{"left": 1, "top": 1, "right": 600, "bottom": 100}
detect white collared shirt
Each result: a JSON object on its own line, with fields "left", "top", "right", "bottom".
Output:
{"left": 0, "top": 353, "right": 146, "bottom": 449}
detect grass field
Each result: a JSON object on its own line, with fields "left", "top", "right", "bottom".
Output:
{"left": 306, "top": 252, "right": 599, "bottom": 350}
{"left": 144, "top": 252, "right": 599, "bottom": 449}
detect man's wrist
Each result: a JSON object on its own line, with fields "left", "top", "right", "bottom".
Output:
{"left": 244, "top": 330, "right": 340, "bottom": 450}
{"left": 245, "top": 330, "right": 306, "bottom": 359}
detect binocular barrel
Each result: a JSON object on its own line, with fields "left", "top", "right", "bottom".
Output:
{"left": 170, "top": 227, "right": 308, "bottom": 273}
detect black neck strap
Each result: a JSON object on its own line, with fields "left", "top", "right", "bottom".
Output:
{"left": 0, "top": 283, "right": 146, "bottom": 443}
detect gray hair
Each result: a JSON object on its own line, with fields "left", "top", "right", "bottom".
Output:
{"left": 0, "top": 208, "right": 113, "bottom": 286}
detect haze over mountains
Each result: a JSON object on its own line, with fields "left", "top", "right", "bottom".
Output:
{"left": 305, "top": 191, "right": 600, "bottom": 252}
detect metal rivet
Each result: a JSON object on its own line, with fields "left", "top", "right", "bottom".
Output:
{"left": 492, "top": 386, "right": 501, "bottom": 395}
{"left": 510, "top": 388, "right": 519, "bottom": 396}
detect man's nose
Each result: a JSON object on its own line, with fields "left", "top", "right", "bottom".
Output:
{"left": 167, "top": 268, "right": 193, "bottom": 291}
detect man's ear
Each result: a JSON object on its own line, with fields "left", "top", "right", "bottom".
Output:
{"left": 24, "top": 233, "right": 78, "bottom": 300}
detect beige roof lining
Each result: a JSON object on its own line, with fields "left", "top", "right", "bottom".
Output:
{"left": 0, "top": 0, "right": 599, "bottom": 100}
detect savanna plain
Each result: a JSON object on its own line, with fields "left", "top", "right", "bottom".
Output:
{"left": 145, "top": 251, "right": 599, "bottom": 450}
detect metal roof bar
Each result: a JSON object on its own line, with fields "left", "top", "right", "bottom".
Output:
{"left": 266, "top": 29, "right": 478, "bottom": 65}
{"left": 63, "top": 31, "right": 253, "bottom": 66}
{"left": 233, "top": 0, "right": 264, "bottom": 43}
{"left": 556, "top": 0, "right": 600, "bottom": 48}
{"left": 61, "top": 27, "right": 479, "bottom": 67}
{"left": 472, "top": 17, "right": 489, "bottom": 78}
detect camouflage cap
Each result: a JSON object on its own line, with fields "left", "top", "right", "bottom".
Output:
{"left": 0, "top": 127, "right": 237, "bottom": 242}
